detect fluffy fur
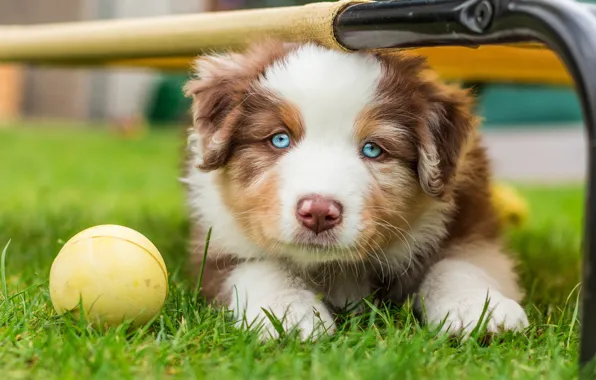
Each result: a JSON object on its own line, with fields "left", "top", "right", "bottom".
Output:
{"left": 182, "top": 40, "right": 528, "bottom": 340}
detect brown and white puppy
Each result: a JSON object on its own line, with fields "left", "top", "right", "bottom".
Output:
{"left": 182, "top": 40, "right": 528, "bottom": 340}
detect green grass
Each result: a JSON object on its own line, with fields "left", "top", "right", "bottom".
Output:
{"left": 0, "top": 125, "right": 588, "bottom": 379}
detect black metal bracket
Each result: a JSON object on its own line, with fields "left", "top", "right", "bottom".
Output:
{"left": 335, "top": 0, "right": 596, "bottom": 370}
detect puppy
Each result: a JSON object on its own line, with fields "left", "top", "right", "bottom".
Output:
{"left": 182, "top": 40, "right": 529, "bottom": 340}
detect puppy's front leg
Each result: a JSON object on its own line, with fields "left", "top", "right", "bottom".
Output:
{"left": 418, "top": 242, "right": 528, "bottom": 336}
{"left": 226, "top": 261, "right": 336, "bottom": 341}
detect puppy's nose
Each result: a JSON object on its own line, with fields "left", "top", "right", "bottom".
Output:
{"left": 296, "top": 196, "right": 343, "bottom": 234}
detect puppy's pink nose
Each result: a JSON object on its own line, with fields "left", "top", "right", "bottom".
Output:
{"left": 296, "top": 196, "right": 343, "bottom": 234}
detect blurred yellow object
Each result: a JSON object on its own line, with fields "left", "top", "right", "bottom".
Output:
{"left": 491, "top": 184, "right": 529, "bottom": 227}
{"left": 49, "top": 225, "right": 168, "bottom": 328}
{"left": 106, "top": 45, "right": 569, "bottom": 86}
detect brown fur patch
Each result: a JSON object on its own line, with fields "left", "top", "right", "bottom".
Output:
{"left": 373, "top": 52, "right": 478, "bottom": 201}
{"left": 444, "top": 133, "right": 501, "bottom": 242}
{"left": 218, "top": 170, "right": 282, "bottom": 253}
{"left": 359, "top": 167, "right": 426, "bottom": 253}
{"left": 184, "top": 39, "right": 300, "bottom": 171}
{"left": 213, "top": 93, "right": 304, "bottom": 187}
{"left": 353, "top": 115, "right": 418, "bottom": 165}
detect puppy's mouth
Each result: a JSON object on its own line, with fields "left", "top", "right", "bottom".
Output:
{"left": 265, "top": 229, "right": 360, "bottom": 263}
{"left": 291, "top": 229, "right": 341, "bottom": 248}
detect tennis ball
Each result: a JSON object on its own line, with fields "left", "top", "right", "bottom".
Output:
{"left": 49, "top": 225, "right": 168, "bottom": 328}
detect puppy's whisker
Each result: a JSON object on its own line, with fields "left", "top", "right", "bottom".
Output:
{"left": 368, "top": 219, "right": 416, "bottom": 276}
{"left": 365, "top": 207, "right": 414, "bottom": 230}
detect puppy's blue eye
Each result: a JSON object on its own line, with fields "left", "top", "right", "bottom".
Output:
{"left": 271, "top": 133, "right": 291, "bottom": 149}
{"left": 362, "top": 142, "right": 383, "bottom": 159}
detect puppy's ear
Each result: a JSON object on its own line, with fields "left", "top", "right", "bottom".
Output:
{"left": 184, "top": 40, "right": 298, "bottom": 172}
{"left": 184, "top": 52, "right": 246, "bottom": 171}
{"left": 417, "top": 78, "right": 477, "bottom": 200}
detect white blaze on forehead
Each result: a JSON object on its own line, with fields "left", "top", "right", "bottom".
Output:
{"left": 260, "top": 44, "right": 383, "bottom": 139}
{"left": 258, "top": 44, "right": 385, "bottom": 249}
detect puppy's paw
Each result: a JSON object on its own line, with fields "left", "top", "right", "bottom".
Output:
{"left": 425, "top": 290, "right": 528, "bottom": 336}
{"left": 236, "top": 289, "right": 336, "bottom": 341}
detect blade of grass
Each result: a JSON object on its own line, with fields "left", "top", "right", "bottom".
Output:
{"left": 261, "top": 308, "right": 286, "bottom": 338}
{"left": 194, "top": 227, "right": 212, "bottom": 301}
{"left": 1, "top": 239, "right": 11, "bottom": 303}
{"left": 567, "top": 283, "right": 581, "bottom": 349}
{"left": 8, "top": 280, "right": 46, "bottom": 303}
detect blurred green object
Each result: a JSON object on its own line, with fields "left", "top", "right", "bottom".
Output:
{"left": 145, "top": 74, "right": 191, "bottom": 127}
{"left": 478, "top": 84, "right": 583, "bottom": 127}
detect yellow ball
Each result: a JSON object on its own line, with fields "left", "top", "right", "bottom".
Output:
{"left": 491, "top": 183, "right": 529, "bottom": 227}
{"left": 49, "top": 225, "right": 168, "bottom": 328}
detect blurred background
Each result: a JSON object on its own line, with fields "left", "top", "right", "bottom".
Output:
{"left": 0, "top": 0, "right": 587, "bottom": 183}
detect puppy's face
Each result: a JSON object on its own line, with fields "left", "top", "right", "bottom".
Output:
{"left": 185, "top": 41, "right": 476, "bottom": 265}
